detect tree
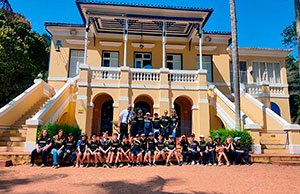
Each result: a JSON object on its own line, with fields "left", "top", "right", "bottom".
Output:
{"left": 0, "top": 9, "right": 49, "bottom": 108}
{"left": 294, "top": 0, "right": 300, "bottom": 75}
{"left": 229, "top": 0, "right": 241, "bottom": 131}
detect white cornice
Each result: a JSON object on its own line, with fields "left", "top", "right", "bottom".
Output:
{"left": 166, "top": 44, "right": 186, "bottom": 50}
{"left": 227, "top": 47, "right": 293, "bottom": 57}
{"left": 131, "top": 43, "right": 155, "bottom": 48}
{"left": 99, "top": 41, "right": 122, "bottom": 47}
{"left": 195, "top": 45, "right": 217, "bottom": 51}
{"left": 66, "top": 39, "right": 90, "bottom": 45}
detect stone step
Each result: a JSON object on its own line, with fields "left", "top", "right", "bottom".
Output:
{"left": 262, "top": 148, "right": 289, "bottom": 154}
{"left": 0, "top": 146, "right": 24, "bottom": 152}
{"left": 272, "top": 161, "right": 300, "bottom": 166}
{"left": 0, "top": 136, "right": 26, "bottom": 142}
{"left": 0, "top": 142, "right": 25, "bottom": 146}
{"left": 0, "top": 160, "right": 13, "bottom": 167}
{"left": 0, "top": 132, "right": 27, "bottom": 138}
{"left": 261, "top": 144, "right": 287, "bottom": 149}
{"left": 250, "top": 154, "right": 300, "bottom": 163}
{"left": 0, "top": 152, "right": 30, "bottom": 165}
{"left": 260, "top": 139, "right": 281, "bottom": 144}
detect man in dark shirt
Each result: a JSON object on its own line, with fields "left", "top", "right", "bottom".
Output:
{"left": 144, "top": 112, "right": 152, "bottom": 136}
{"left": 30, "top": 130, "right": 52, "bottom": 167}
{"left": 108, "top": 133, "right": 121, "bottom": 168}
{"left": 170, "top": 109, "right": 179, "bottom": 140}
{"left": 87, "top": 133, "right": 99, "bottom": 167}
{"left": 136, "top": 110, "right": 144, "bottom": 135}
{"left": 131, "top": 134, "right": 143, "bottom": 166}
{"left": 128, "top": 112, "right": 138, "bottom": 139}
{"left": 144, "top": 132, "right": 156, "bottom": 166}
{"left": 234, "top": 137, "right": 250, "bottom": 165}
{"left": 199, "top": 135, "right": 208, "bottom": 165}
{"left": 160, "top": 110, "right": 170, "bottom": 140}
{"left": 62, "top": 133, "right": 76, "bottom": 166}
{"left": 188, "top": 133, "right": 200, "bottom": 165}
{"left": 152, "top": 112, "right": 161, "bottom": 139}
{"left": 120, "top": 136, "right": 132, "bottom": 167}
{"left": 180, "top": 135, "right": 190, "bottom": 165}
{"left": 206, "top": 136, "right": 217, "bottom": 166}
{"left": 99, "top": 131, "right": 110, "bottom": 167}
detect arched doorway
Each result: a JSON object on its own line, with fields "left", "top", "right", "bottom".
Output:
{"left": 134, "top": 95, "right": 154, "bottom": 115}
{"left": 174, "top": 96, "right": 193, "bottom": 136}
{"left": 92, "top": 94, "right": 114, "bottom": 136}
{"left": 271, "top": 102, "right": 281, "bottom": 116}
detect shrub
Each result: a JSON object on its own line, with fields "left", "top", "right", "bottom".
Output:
{"left": 37, "top": 123, "right": 82, "bottom": 140}
{"left": 210, "top": 128, "right": 252, "bottom": 150}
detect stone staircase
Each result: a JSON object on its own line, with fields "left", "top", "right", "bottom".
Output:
{"left": 260, "top": 132, "right": 289, "bottom": 154}
{"left": 0, "top": 97, "right": 50, "bottom": 152}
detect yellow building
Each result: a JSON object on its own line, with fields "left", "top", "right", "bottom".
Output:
{"left": 1, "top": 0, "right": 300, "bottom": 155}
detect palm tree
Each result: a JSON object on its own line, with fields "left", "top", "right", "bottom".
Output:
{"left": 229, "top": 0, "right": 241, "bottom": 131}
{"left": 295, "top": 0, "right": 300, "bottom": 76}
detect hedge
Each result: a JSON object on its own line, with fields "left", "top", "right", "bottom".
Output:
{"left": 37, "top": 123, "right": 82, "bottom": 140}
{"left": 210, "top": 128, "right": 252, "bottom": 150}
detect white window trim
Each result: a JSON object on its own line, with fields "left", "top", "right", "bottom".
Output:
{"left": 102, "top": 51, "right": 119, "bottom": 67}
{"left": 166, "top": 54, "right": 182, "bottom": 70}
{"left": 134, "top": 52, "right": 152, "bottom": 68}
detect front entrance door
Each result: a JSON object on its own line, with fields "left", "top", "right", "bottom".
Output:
{"left": 134, "top": 101, "right": 151, "bottom": 115}
{"left": 100, "top": 100, "right": 113, "bottom": 136}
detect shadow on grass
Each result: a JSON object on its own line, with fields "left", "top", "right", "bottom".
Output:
{"left": 95, "top": 176, "right": 224, "bottom": 194}
{"left": 0, "top": 173, "right": 68, "bottom": 193}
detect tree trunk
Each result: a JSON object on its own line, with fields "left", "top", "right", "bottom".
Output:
{"left": 295, "top": 0, "right": 300, "bottom": 77}
{"left": 229, "top": 0, "right": 241, "bottom": 131}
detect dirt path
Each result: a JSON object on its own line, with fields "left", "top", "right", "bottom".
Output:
{"left": 0, "top": 164, "right": 300, "bottom": 194}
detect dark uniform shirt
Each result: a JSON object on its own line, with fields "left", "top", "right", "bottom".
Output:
{"left": 52, "top": 136, "right": 65, "bottom": 150}
{"left": 234, "top": 143, "right": 242, "bottom": 150}
{"left": 144, "top": 118, "right": 152, "bottom": 130}
{"left": 170, "top": 116, "right": 179, "bottom": 129}
{"left": 206, "top": 141, "right": 216, "bottom": 150}
{"left": 132, "top": 139, "right": 141, "bottom": 151}
{"left": 165, "top": 141, "right": 176, "bottom": 150}
{"left": 147, "top": 138, "right": 156, "bottom": 150}
{"left": 100, "top": 138, "right": 110, "bottom": 151}
{"left": 37, "top": 137, "right": 52, "bottom": 148}
{"left": 152, "top": 117, "right": 161, "bottom": 129}
{"left": 199, "top": 141, "right": 207, "bottom": 152}
{"left": 140, "top": 138, "right": 148, "bottom": 151}
{"left": 188, "top": 140, "right": 199, "bottom": 151}
{"left": 156, "top": 140, "right": 166, "bottom": 151}
{"left": 121, "top": 141, "right": 131, "bottom": 152}
{"left": 129, "top": 117, "right": 137, "bottom": 132}
{"left": 160, "top": 116, "right": 170, "bottom": 129}
{"left": 109, "top": 139, "right": 121, "bottom": 150}
{"left": 180, "top": 140, "right": 189, "bottom": 152}
{"left": 65, "top": 139, "right": 76, "bottom": 151}
{"left": 89, "top": 140, "right": 99, "bottom": 152}
{"left": 77, "top": 139, "right": 87, "bottom": 152}
{"left": 136, "top": 116, "right": 144, "bottom": 133}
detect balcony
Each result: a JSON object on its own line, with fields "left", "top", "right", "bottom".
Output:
{"left": 78, "top": 65, "right": 207, "bottom": 90}
{"left": 242, "top": 82, "right": 289, "bottom": 98}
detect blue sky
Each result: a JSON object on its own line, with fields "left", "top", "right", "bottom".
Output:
{"left": 9, "top": 0, "right": 296, "bottom": 55}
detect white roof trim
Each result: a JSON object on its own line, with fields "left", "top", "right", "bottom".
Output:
{"left": 99, "top": 41, "right": 122, "bottom": 47}
{"left": 131, "top": 43, "right": 155, "bottom": 48}
{"left": 227, "top": 47, "right": 293, "bottom": 57}
{"left": 166, "top": 44, "right": 186, "bottom": 50}
{"left": 66, "top": 39, "right": 90, "bottom": 45}
{"left": 195, "top": 45, "right": 217, "bottom": 51}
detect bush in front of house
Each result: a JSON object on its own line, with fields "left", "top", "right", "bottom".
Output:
{"left": 37, "top": 123, "right": 82, "bottom": 140}
{"left": 210, "top": 128, "right": 252, "bottom": 150}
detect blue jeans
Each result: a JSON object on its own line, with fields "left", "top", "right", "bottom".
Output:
{"left": 51, "top": 148, "right": 63, "bottom": 165}
{"left": 208, "top": 150, "right": 216, "bottom": 164}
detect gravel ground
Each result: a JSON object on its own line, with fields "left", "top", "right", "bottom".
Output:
{"left": 0, "top": 164, "right": 300, "bottom": 194}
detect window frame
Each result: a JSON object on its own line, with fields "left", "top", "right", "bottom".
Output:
{"left": 197, "top": 54, "right": 213, "bottom": 82}
{"left": 229, "top": 60, "right": 249, "bottom": 84}
{"left": 252, "top": 61, "right": 282, "bottom": 84}
{"left": 166, "top": 53, "right": 183, "bottom": 70}
{"left": 134, "top": 51, "right": 152, "bottom": 68}
{"left": 102, "top": 50, "right": 119, "bottom": 67}
{"left": 68, "top": 49, "right": 84, "bottom": 78}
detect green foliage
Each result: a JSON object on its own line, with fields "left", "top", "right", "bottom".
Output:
{"left": 210, "top": 128, "right": 252, "bottom": 150}
{"left": 281, "top": 21, "right": 297, "bottom": 48}
{"left": 37, "top": 123, "right": 82, "bottom": 140}
{"left": 0, "top": 9, "right": 50, "bottom": 107}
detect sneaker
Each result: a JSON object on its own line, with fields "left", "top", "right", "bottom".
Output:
{"left": 138, "top": 163, "right": 142, "bottom": 167}
{"left": 41, "top": 164, "right": 46, "bottom": 168}
{"left": 54, "top": 164, "right": 58, "bottom": 169}
{"left": 107, "top": 163, "right": 112, "bottom": 168}
{"left": 119, "top": 163, "right": 124, "bottom": 167}
{"left": 226, "top": 162, "right": 230, "bottom": 166}
{"left": 86, "top": 163, "right": 90, "bottom": 168}
{"left": 214, "top": 163, "right": 217, "bottom": 166}
{"left": 183, "top": 162, "right": 188, "bottom": 165}
{"left": 218, "top": 162, "right": 222, "bottom": 166}
{"left": 103, "top": 163, "right": 107, "bottom": 168}
{"left": 30, "top": 163, "right": 34, "bottom": 167}
{"left": 201, "top": 162, "right": 205, "bottom": 166}
{"left": 76, "top": 163, "right": 80, "bottom": 168}
{"left": 208, "top": 163, "right": 212, "bottom": 166}
{"left": 80, "top": 163, "right": 84, "bottom": 168}
{"left": 191, "top": 161, "right": 195, "bottom": 165}
{"left": 178, "top": 161, "right": 182, "bottom": 166}
{"left": 153, "top": 162, "right": 157, "bottom": 167}
{"left": 166, "top": 162, "right": 170, "bottom": 167}
{"left": 95, "top": 163, "right": 99, "bottom": 168}
{"left": 114, "top": 164, "right": 118, "bottom": 168}
{"left": 127, "top": 163, "right": 131, "bottom": 167}
{"left": 148, "top": 162, "right": 152, "bottom": 166}
{"left": 197, "top": 161, "right": 200, "bottom": 165}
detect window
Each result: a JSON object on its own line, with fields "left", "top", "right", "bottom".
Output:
{"left": 134, "top": 52, "right": 152, "bottom": 68}
{"left": 197, "top": 55, "right": 213, "bottom": 82}
{"left": 102, "top": 51, "right": 119, "bottom": 67}
{"left": 68, "top": 50, "right": 84, "bottom": 78}
{"left": 230, "top": 61, "right": 248, "bottom": 84}
{"left": 252, "top": 62, "right": 281, "bottom": 84}
{"left": 167, "top": 54, "right": 182, "bottom": 70}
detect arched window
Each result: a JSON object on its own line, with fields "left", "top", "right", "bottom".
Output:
{"left": 270, "top": 102, "right": 281, "bottom": 116}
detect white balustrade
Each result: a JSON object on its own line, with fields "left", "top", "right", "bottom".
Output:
{"left": 130, "top": 69, "right": 160, "bottom": 81}
{"left": 168, "top": 70, "right": 199, "bottom": 82}
{"left": 245, "top": 84, "right": 263, "bottom": 95}
{"left": 91, "top": 67, "right": 120, "bottom": 80}
{"left": 270, "top": 86, "right": 284, "bottom": 95}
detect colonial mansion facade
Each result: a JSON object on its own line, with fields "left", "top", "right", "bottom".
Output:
{"left": 1, "top": 0, "right": 300, "bottom": 154}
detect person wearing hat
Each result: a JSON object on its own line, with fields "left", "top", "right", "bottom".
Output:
{"left": 144, "top": 132, "right": 156, "bottom": 166}
{"left": 165, "top": 135, "right": 182, "bottom": 166}
{"left": 120, "top": 135, "right": 132, "bottom": 167}
{"left": 188, "top": 133, "right": 200, "bottom": 165}
{"left": 206, "top": 136, "right": 217, "bottom": 166}
{"left": 170, "top": 109, "right": 179, "bottom": 141}
{"left": 118, "top": 104, "right": 133, "bottom": 141}
{"left": 152, "top": 112, "right": 161, "bottom": 140}
{"left": 199, "top": 135, "right": 208, "bottom": 165}
{"left": 62, "top": 133, "right": 76, "bottom": 166}
{"left": 136, "top": 109, "right": 145, "bottom": 135}
{"left": 160, "top": 110, "right": 170, "bottom": 140}
{"left": 144, "top": 112, "right": 152, "bottom": 137}
{"left": 154, "top": 133, "right": 167, "bottom": 166}
{"left": 131, "top": 134, "right": 143, "bottom": 166}
{"left": 98, "top": 131, "right": 110, "bottom": 168}
{"left": 128, "top": 112, "right": 138, "bottom": 140}
{"left": 75, "top": 132, "right": 88, "bottom": 167}
{"left": 86, "top": 133, "right": 100, "bottom": 168}
{"left": 107, "top": 133, "right": 122, "bottom": 168}
{"left": 180, "top": 134, "right": 190, "bottom": 165}
{"left": 234, "top": 137, "right": 250, "bottom": 165}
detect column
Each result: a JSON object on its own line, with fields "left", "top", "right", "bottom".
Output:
{"left": 123, "top": 19, "right": 128, "bottom": 67}
{"left": 162, "top": 21, "right": 166, "bottom": 69}
{"left": 198, "top": 24, "right": 203, "bottom": 70}
{"left": 83, "top": 17, "right": 90, "bottom": 65}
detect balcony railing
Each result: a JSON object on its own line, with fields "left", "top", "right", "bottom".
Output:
{"left": 130, "top": 68, "right": 160, "bottom": 81}
{"left": 242, "top": 82, "right": 288, "bottom": 97}
{"left": 168, "top": 70, "right": 199, "bottom": 83}
{"left": 90, "top": 67, "right": 121, "bottom": 80}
